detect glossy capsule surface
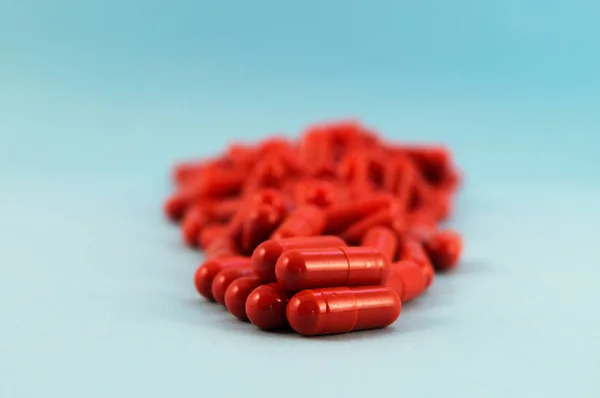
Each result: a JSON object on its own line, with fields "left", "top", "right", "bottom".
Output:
{"left": 252, "top": 235, "right": 346, "bottom": 282}
{"left": 270, "top": 205, "right": 326, "bottom": 239}
{"left": 361, "top": 226, "right": 398, "bottom": 262}
{"left": 211, "top": 265, "right": 255, "bottom": 305}
{"left": 245, "top": 283, "right": 292, "bottom": 330}
{"left": 194, "top": 256, "right": 252, "bottom": 300}
{"left": 275, "top": 246, "right": 391, "bottom": 292}
{"left": 224, "top": 276, "right": 263, "bottom": 321}
{"left": 287, "top": 286, "right": 401, "bottom": 336}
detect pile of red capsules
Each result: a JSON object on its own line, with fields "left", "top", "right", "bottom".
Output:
{"left": 164, "top": 120, "right": 462, "bottom": 336}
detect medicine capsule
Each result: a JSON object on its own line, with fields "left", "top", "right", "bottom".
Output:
{"left": 270, "top": 205, "right": 326, "bottom": 239}
{"left": 245, "top": 283, "right": 292, "bottom": 330}
{"left": 252, "top": 235, "right": 346, "bottom": 282}
{"left": 224, "top": 276, "right": 263, "bottom": 321}
{"left": 197, "top": 224, "right": 229, "bottom": 249}
{"left": 204, "top": 235, "right": 239, "bottom": 260}
{"left": 385, "top": 260, "right": 428, "bottom": 302}
{"left": 180, "top": 205, "right": 208, "bottom": 247}
{"left": 340, "top": 207, "right": 401, "bottom": 245}
{"left": 194, "top": 256, "right": 252, "bottom": 300}
{"left": 398, "top": 236, "right": 434, "bottom": 287}
{"left": 287, "top": 286, "right": 401, "bottom": 336}
{"left": 240, "top": 203, "right": 284, "bottom": 255}
{"left": 424, "top": 230, "right": 462, "bottom": 271}
{"left": 275, "top": 246, "right": 390, "bottom": 292}
{"left": 324, "top": 193, "right": 394, "bottom": 234}
{"left": 211, "top": 265, "right": 255, "bottom": 305}
{"left": 361, "top": 226, "right": 398, "bottom": 262}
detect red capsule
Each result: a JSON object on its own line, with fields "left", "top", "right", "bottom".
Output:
{"left": 270, "top": 205, "right": 325, "bottom": 239}
{"left": 224, "top": 276, "right": 263, "bottom": 321}
{"left": 361, "top": 226, "right": 398, "bottom": 262}
{"left": 275, "top": 246, "right": 391, "bottom": 292}
{"left": 245, "top": 283, "right": 292, "bottom": 330}
{"left": 294, "top": 179, "right": 339, "bottom": 208}
{"left": 404, "top": 145, "right": 454, "bottom": 187}
{"left": 324, "top": 193, "right": 394, "bottom": 234}
{"left": 252, "top": 235, "right": 347, "bottom": 282}
{"left": 204, "top": 235, "right": 239, "bottom": 260}
{"left": 398, "top": 236, "right": 434, "bottom": 287}
{"left": 340, "top": 206, "right": 402, "bottom": 245}
{"left": 240, "top": 203, "right": 284, "bottom": 255}
{"left": 424, "top": 230, "right": 463, "bottom": 271}
{"left": 211, "top": 265, "right": 255, "bottom": 305}
{"left": 298, "top": 127, "right": 334, "bottom": 177}
{"left": 385, "top": 260, "right": 428, "bottom": 302}
{"left": 197, "top": 224, "right": 229, "bottom": 249}
{"left": 172, "top": 160, "right": 205, "bottom": 186}
{"left": 287, "top": 286, "right": 401, "bottom": 336}
{"left": 180, "top": 205, "right": 208, "bottom": 247}
{"left": 194, "top": 256, "right": 252, "bottom": 301}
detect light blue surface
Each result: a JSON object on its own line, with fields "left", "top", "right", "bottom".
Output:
{"left": 1, "top": 1, "right": 599, "bottom": 397}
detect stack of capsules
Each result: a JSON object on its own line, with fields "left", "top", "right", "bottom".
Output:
{"left": 164, "top": 120, "right": 463, "bottom": 336}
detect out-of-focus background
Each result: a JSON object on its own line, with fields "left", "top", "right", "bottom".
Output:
{"left": 1, "top": 1, "right": 599, "bottom": 397}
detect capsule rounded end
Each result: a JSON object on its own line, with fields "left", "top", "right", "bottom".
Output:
{"left": 246, "top": 283, "right": 290, "bottom": 330}
{"left": 194, "top": 261, "right": 220, "bottom": 301}
{"left": 275, "top": 250, "right": 308, "bottom": 291}
{"left": 286, "top": 290, "right": 326, "bottom": 336}
{"left": 252, "top": 240, "right": 284, "bottom": 282}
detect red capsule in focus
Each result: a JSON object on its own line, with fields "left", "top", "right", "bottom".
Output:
{"left": 361, "top": 226, "right": 398, "bottom": 262}
{"left": 245, "top": 283, "right": 292, "bottom": 330}
{"left": 270, "top": 205, "right": 326, "bottom": 239}
{"left": 287, "top": 286, "right": 401, "bottom": 336}
{"left": 424, "top": 230, "right": 463, "bottom": 271}
{"left": 275, "top": 246, "right": 390, "bottom": 292}
{"left": 252, "top": 235, "right": 347, "bottom": 283}
{"left": 211, "top": 265, "right": 255, "bottom": 305}
{"left": 224, "top": 276, "right": 263, "bottom": 321}
{"left": 194, "top": 256, "right": 252, "bottom": 301}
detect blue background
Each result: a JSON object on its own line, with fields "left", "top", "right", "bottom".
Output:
{"left": 1, "top": 1, "right": 599, "bottom": 397}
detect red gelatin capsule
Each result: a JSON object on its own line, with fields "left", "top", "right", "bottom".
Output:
{"left": 240, "top": 203, "right": 284, "bottom": 255}
{"left": 424, "top": 230, "right": 463, "bottom": 271}
{"left": 252, "top": 235, "right": 346, "bottom": 282}
{"left": 245, "top": 283, "right": 292, "bottom": 330}
{"left": 271, "top": 205, "right": 326, "bottom": 240}
{"left": 204, "top": 235, "right": 239, "bottom": 260}
{"left": 198, "top": 224, "right": 229, "bottom": 249}
{"left": 340, "top": 207, "right": 400, "bottom": 245}
{"left": 361, "top": 226, "right": 398, "bottom": 262}
{"left": 287, "top": 286, "right": 401, "bottom": 336}
{"left": 194, "top": 256, "right": 252, "bottom": 301}
{"left": 275, "top": 246, "right": 391, "bottom": 292}
{"left": 386, "top": 260, "right": 428, "bottom": 302}
{"left": 224, "top": 276, "right": 263, "bottom": 321}
{"left": 294, "top": 180, "right": 338, "bottom": 208}
{"left": 180, "top": 205, "right": 208, "bottom": 247}
{"left": 324, "top": 193, "right": 394, "bottom": 234}
{"left": 399, "top": 236, "right": 434, "bottom": 287}
{"left": 211, "top": 265, "right": 255, "bottom": 305}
